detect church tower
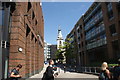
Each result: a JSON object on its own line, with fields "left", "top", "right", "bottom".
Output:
{"left": 57, "top": 27, "right": 64, "bottom": 50}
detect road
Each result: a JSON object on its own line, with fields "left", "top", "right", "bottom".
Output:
{"left": 27, "top": 64, "right": 98, "bottom": 80}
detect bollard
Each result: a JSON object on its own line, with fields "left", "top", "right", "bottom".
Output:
{"left": 89, "top": 67, "right": 91, "bottom": 73}
{"left": 95, "top": 67, "right": 97, "bottom": 73}
{"left": 58, "top": 67, "right": 60, "bottom": 73}
{"left": 85, "top": 67, "right": 87, "bottom": 72}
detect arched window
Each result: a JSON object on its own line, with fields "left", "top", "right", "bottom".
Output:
{"left": 59, "top": 41, "right": 62, "bottom": 45}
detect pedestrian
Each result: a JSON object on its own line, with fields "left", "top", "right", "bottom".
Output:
{"left": 112, "top": 59, "right": 120, "bottom": 80}
{"left": 9, "top": 64, "right": 22, "bottom": 80}
{"left": 99, "top": 62, "right": 111, "bottom": 80}
{"left": 42, "top": 59, "right": 57, "bottom": 80}
{"left": 63, "top": 64, "right": 66, "bottom": 73}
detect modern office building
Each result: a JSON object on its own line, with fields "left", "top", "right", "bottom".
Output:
{"left": 44, "top": 43, "right": 57, "bottom": 62}
{"left": 50, "top": 45, "right": 57, "bottom": 60}
{"left": 74, "top": 16, "right": 86, "bottom": 67}
{"left": 0, "top": 2, "right": 44, "bottom": 79}
{"left": 66, "top": 2, "right": 120, "bottom": 67}
{"left": 44, "top": 42, "right": 48, "bottom": 62}
{"left": 47, "top": 45, "right": 51, "bottom": 60}
{"left": 65, "top": 28, "right": 78, "bottom": 65}
{"left": 44, "top": 42, "right": 51, "bottom": 61}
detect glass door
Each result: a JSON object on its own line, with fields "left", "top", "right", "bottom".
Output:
{"left": 0, "top": 2, "right": 11, "bottom": 79}
{"left": 0, "top": 2, "right": 3, "bottom": 79}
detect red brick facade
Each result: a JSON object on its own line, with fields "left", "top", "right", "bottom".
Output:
{"left": 66, "top": 2, "right": 120, "bottom": 66}
{"left": 9, "top": 2, "right": 44, "bottom": 77}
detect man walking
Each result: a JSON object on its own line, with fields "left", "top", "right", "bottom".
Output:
{"left": 42, "top": 59, "right": 57, "bottom": 80}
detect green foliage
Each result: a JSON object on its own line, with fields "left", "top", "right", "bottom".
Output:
{"left": 55, "top": 38, "right": 76, "bottom": 63}
{"left": 108, "top": 64, "right": 118, "bottom": 67}
{"left": 64, "top": 38, "right": 76, "bottom": 60}
{"left": 55, "top": 48, "right": 64, "bottom": 62}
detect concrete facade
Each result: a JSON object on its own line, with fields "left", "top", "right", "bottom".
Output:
{"left": 44, "top": 42, "right": 51, "bottom": 61}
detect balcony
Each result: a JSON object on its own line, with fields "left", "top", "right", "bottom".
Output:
{"left": 84, "top": 3, "right": 101, "bottom": 22}
{"left": 86, "top": 38, "right": 107, "bottom": 50}
{"left": 85, "top": 24, "right": 105, "bottom": 41}
{"left": 84, "top": 11, "right": 103, "bottom": 31}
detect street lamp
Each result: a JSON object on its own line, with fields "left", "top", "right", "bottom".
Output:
{"left": 18, "top": 47, "right": 23, "bottom": 52}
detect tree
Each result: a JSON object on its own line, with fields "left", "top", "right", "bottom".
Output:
{"left": 55, "top": 38, "right": 76, "bottom": 64}
{"left": 55, "top": 49, "right": 64, "bottom": 63}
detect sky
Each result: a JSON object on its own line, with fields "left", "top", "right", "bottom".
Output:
{"left": 42, "top": 2, "right": 93, "bottom": 44}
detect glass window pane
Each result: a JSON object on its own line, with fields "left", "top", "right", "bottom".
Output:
{"left": 0, "top": 9, "right": 4, "bottom": 26}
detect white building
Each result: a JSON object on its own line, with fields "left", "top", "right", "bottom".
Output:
{"left": 57, "top": 27, "right": 64, "bottom": 50}
{"left": 56, "top": 27, "right": 66, "bottom": 63}
{"left": 44, "top": 41, "right": 51, "bottom": 62}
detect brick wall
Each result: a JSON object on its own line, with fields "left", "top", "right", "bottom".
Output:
{"left": 9, "top": 2, "right": 44, "bottom": 78}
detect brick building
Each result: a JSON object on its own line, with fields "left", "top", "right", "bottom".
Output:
{"left": 66, "top": 2, "right": 120, "bottom": 67}
{"left": 0, "top": 2, "right": 44, "bottom": 79}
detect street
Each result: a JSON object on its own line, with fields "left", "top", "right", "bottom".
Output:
{"left": 28, "top": 65, "right": 98, "bottom": 80}
{"left": 57, "top": 71, "right": 98, "bottom": 78}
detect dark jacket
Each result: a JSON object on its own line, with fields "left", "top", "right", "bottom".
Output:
{"left": 113, "top": 66, "right": 120, "bottom": 80}
{"left": 46, "top": 66, "right": 54, "bottom": 80}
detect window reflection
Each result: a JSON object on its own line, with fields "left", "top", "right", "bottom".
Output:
{"left": 0, "top": 9, "right": 4, "bottom": 26}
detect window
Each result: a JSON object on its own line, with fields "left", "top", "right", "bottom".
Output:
{"left": 106, "top": 2, "right": 114, "bottom": 20}
{"left": 32, "top": 11, "right": 35, "bottom": 20}
{"left": 80, "top": 25, "right": 82, "bottom": 29}
{"left": 108, "top": 10, "right": 113, "bottom": 20}
{"left": 26, "top": 24, "right": 30, "bottom": 37}
{"left": 109, "top": 24, "right": 117, "bottom": 36}
{"left": 0, "top": 9, "right": 4, "bottom": 26}
{"left": 112, "top": 40, "right": 119, "bottom": 57}
{"left": 28, "top": 2, "right": 32, "bottom": 12}
{"left": 79, "top": 44, "right": 81, "bottom": 49}
{"left": 81, "top": 34, "right": 83, "bottom": 38}
{"left": 31, "top": 33, "right": 34, "bottom": 40}
{"left": 77, "top": 28, "right": 80, "bottom": 33}
{"left": 81, "top": 42, "right": 84, "bottom": 47}
{"left": 118, "top": 2, "right": 120, "bottom": 13}
{"left": 60, "top": 41, "right": 62, "bottom": 45}
{"left": 106, "top": 2, "right": 112, "bottom": 11}
{"left": 78, "top": 36, "right": 80, "bottom": 41}
{"left": 35, "top": 20, "right": 37, "bottom": 25}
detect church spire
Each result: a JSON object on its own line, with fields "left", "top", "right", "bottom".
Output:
{"left": 57, "top": 26, "right": 64, "bottom": 50}
{"left": 57, "top": 26, "right": 63, "bottom": 39}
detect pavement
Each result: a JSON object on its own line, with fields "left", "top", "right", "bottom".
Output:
{"left": 26, "top": 64, "right": 98, "bottom": 80}
{"left": 30, "top": 64, "right": 48, "bottom": 78}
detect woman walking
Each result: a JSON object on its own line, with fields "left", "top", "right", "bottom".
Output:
{"left": 99, "top": 62, "right": 111, "bottom": 80}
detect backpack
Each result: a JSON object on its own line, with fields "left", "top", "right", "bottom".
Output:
{"left": 99, "top": 70, "right": 106, "bottom": 80}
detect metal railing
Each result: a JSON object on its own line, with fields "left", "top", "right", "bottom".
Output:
{"left": 77, "top": 67, "right": 101, "bottom": 75}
